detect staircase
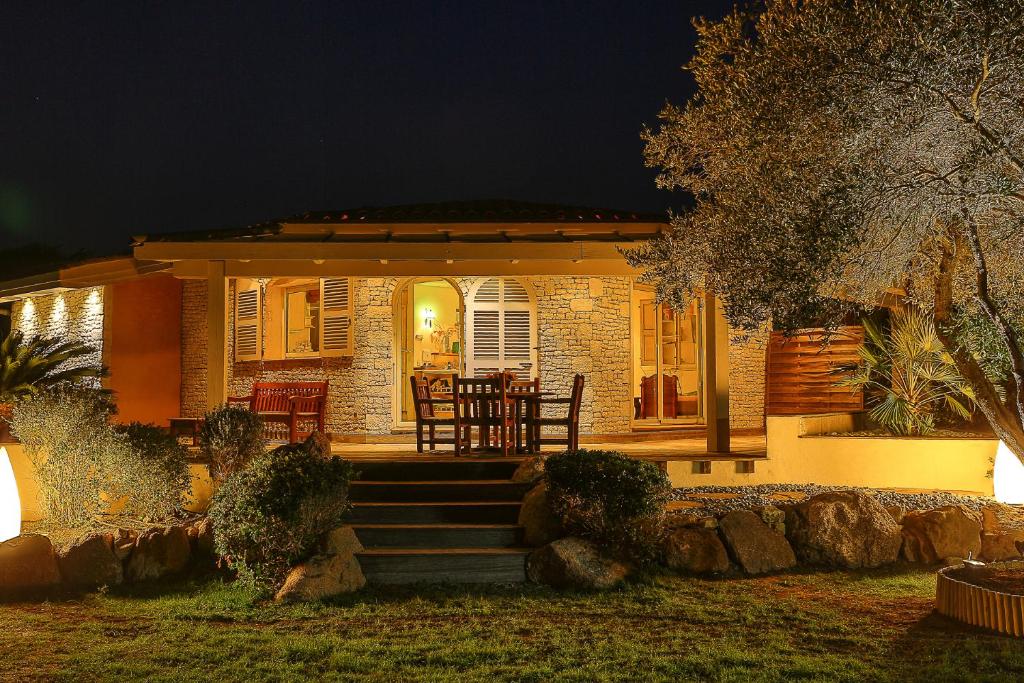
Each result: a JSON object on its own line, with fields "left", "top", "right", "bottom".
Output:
{"left": 346, "top": 459, "right": 533, "bottom": 584}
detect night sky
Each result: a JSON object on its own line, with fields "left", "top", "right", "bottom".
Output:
{"left": 1, "top": 1, "right": 732, "bottom": 256}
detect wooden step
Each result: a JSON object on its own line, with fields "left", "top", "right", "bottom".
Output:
{"left": 352, "top": 524, "right": 522, "bottom": 549}
{"left": 349, "top": 480, "right": 532, "bottom": 503}
{"left": 357, "top": 548, "right": 529, "bottom": 584}
{"left": 346, "top": 502, "right": 522, "bottom": 525}
{"left": 350, "top": 459, "right": 522, "bottom": 482}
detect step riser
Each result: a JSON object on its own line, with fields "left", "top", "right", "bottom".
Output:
{"left": 358, "top": 554, "right": 527, "bottom": 584}
{"left": 350, "top": 483, "right": 531, "bottom": 503}
{"left": 354, "top": 527, "right": 522, "bottom": 549}
{"left": 346, "top": 504, "right": 521, "bottom": 525}
{"left": 351, "top": 461, "right": 521, "bottom": 482}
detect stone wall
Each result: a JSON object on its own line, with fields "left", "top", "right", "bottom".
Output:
{"left": 9, "top": 287, "right": 105, "bottom": 385}
{"left": 728, "top": 330, "right": 768, "bottom": 430}
{"left": 180, "top": 281, "right": 208, "bottom": 417}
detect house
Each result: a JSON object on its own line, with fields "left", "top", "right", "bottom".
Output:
{"left": 0, "top": 200, "right": 767, "bottom": 451}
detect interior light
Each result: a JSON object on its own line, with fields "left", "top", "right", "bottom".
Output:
{"left": 423, "top": 307, "right": 435, "bottom": 329}
{"left": 993, "top": 441, "right": 1024, "bottom": 504}
{"left": 0, "top": 447, "right": 21, "bottom": 542}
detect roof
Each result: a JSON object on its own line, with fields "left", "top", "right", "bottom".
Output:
{"left": 136, "top": 199, "right": 668, "bottom": 245}
{"left": 0, "top": 256, "right": 170, "bottom": 303}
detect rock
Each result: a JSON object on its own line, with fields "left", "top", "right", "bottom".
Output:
{"left": 885, "top": 506, "right": 907, "bottom": 525}
{"left": 511, "top": 456, "right": 545, "bottom": 484}
{"left": 752, "top": 505, "right": 786, "bottom": 535}
{"left": 518, "top": 483, "right": 562, "bottom": 547}
{"left": 901, "top": 505, "right": 982, "bottom": 564}
{"left": 784, "top": 491, "right": 901, "bottom": 568}
{"left": 663, "top": 527, "right": 730, "bottom": 574}
{"left": 527, "top": 537, "right": 629, "bottom": 589}
{"left": 0, "top": 534, "right": 62, "bottom": 592}
{"left": 112, "top": 529, "right": 137, "bottom": 561}
{"left": 274, "top": 526, "right": 365, "bottom": 603}
{"left": 125, "top": 526, "right": 191, "bottom": 582}
{"left": 187, "top": 518, "right": 216, "bottom": 559}
{"left": 718, "top": 510, "right": 796, "bottom": 575}
{"left": 57, "top": 533, "right": 123, "bottom": 588}
{"left": 667, "top": 512, "right": 718, "bottom": 530}
{"left": 979, "top": 504, "right": 1024, "bottom": 562}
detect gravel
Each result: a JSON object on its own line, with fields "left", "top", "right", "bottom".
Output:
{"left": 671, "top": 483, "right": 998, "bottom": 517}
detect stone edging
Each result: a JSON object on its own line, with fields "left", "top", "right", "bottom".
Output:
{"left": 936, "top": 561, "right": 1024, "bottom": 637}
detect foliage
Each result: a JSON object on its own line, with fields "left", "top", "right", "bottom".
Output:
{"left": 199, "top": 404, "right": 267, "bottom": 484}
{"left": 627, "top": 0, "right": 1024, "bottom": 460}
{"left": 208, "top": 434, "right": 354, "bottom": 588}
{"left": 0, "top": 330, "right": 105, "bottom": 403}
{"left": 11, "top": 389, "right": 191, "bottom": 526}
{"left": 836, "top": 311, "right": 974, "bottom": 435}
{"left": 112, "top": 423, "right": 193, "bottom": 521}
{"left": 544, "top": 449, "right": 671, "bottom": 563}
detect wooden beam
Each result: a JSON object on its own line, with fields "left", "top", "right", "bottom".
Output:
{"left": 704, "top": 292, "right": 731, "bottom": 453}
{"left": 206, "top": 260, "right": 229, "bottom": 409}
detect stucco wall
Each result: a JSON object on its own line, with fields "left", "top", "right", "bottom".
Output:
{"left": 10, "top": 287, "right": 105, "bottom": 384}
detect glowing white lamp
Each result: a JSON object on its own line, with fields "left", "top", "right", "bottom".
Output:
{"left": 0, "top": 447, "right": 21, "bottom": 542}
{"left": 993, "top": 441, "right": 1024, "bottom": 505}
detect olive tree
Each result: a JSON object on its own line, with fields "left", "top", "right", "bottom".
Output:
{"left": 628, "top": 0, "right": 1024, "bottom": 460}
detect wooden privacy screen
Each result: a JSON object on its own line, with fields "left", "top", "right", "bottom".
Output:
{"left": 765, "top": 326, "right": 865, "bottom": 415}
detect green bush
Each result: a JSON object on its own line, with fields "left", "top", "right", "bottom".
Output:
{"left": 199, "top": 404, "right": 267, "bottom": 484}
{"left": 545, "top": 449, "right": 671, "bottom": 563}
{"left": 208, "top": 434, "right": 354, "bottom": 587}
{"left": 112, "top": 423, "right": 192, "bottom": 521}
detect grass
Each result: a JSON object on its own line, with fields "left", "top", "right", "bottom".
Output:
{"left": 1, "top": 568, "right": 1023, "bottom": 682}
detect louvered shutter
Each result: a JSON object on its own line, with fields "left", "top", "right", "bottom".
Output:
{"left": 466, "top": 277, "right": 537, "bottom": 377}
{"left": 234, "top": 278, "right": 262, "bottom": 361}
{"left": 320, "top": 277, "right": 353, "bottom": 357}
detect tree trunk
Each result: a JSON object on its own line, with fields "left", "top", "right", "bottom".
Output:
{"left": 933, "top": 240, "right": 1024, "bottom": 465}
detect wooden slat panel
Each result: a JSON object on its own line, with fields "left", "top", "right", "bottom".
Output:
{"left": 765, "top": 326, "right": 864, "bottom": 416}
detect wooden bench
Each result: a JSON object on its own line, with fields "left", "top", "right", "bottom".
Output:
{"left": 228, "top": 381, "right": 328, "bottom": 443}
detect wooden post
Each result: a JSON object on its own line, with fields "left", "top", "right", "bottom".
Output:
{"left": 704, "top": 292, "right": 730, "bottom": 453}
{"left": 206, "top": 260, "right": 229, "bottom": 409}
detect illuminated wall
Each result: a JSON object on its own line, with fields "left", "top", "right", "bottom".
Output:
{"left": 10, "top": 287, "right": 105, "bottom": 386}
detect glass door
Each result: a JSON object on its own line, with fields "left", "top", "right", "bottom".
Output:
{"left": 632, "top": 286, "right": 704, "bottom": 425}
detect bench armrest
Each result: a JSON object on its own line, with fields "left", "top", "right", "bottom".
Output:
{"left": 227, "top": 395, "right": 253, "bottom": 404}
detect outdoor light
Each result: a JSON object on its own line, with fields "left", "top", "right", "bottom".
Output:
{"left": 993, "top": 441, "right": 1024, "bottom": 504}
{"left": 0, "top": 447, "right": 21, "bottom": 542}
{"left": 423, "top": 307, "right": 435, "bottom": 329}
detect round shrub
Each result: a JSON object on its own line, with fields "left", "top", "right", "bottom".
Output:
{"left": 199, "top": 404, "right": 267, "bottom": 484}
{"left": 545, "top": 449, "right": 671, "bottom": 563}
{"left": 112, "top": 422, "right": 192, "bottom": 521}
{"left": 208, "top": 435, "right": 354, "bottom": 587}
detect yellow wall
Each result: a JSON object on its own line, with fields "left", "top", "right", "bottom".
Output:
{"left": 666, "top": 413, "right": 997, "bottom": 494}
{"left": 411, "top": 280, "right": 461, "bottom": 367}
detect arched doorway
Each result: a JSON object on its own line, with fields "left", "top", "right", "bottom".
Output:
{"left": 394, "top": 278, "right": 465, "bottom": 425}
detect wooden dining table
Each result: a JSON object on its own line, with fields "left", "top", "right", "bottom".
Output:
{"left": 459, "top": 389, "right": 554, "bottom": 454}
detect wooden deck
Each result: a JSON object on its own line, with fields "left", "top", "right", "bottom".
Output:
{"left": 330, "top": 432, "right": 767, "bottom": 462}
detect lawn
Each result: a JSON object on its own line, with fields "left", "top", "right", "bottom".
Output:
{"left": 1, "top": 568, "right": 1023, "bottom": 682}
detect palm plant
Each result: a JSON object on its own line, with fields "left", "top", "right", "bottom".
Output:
{"left": 835, "top": 310, "right": 974, "bottom": 436}
{"left": 0, "top": 331, "right": 105, "bottom": 403}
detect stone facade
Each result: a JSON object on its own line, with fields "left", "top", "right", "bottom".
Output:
{"left": 10, "top": 287, "right": 105, "bottom": 384}
{"left": 728, "top": 330, "right": 768, "bottom": 430}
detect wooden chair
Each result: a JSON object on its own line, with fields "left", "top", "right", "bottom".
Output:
{"left": 529, "top": 373, "right": 585, "bottom": 453}
{"left": 228, "top": 381, "right": 328, "bottom": 443}
{"left": 508, "top": 377, "right": 541, "bottom": 454}
{"left": 410, "top": 375, "right": 465, "bottom": 455}
{"left": 458, "top": 375, "right": 516, "bottom": 456}
{"left": 639, "top": 374, "right": 679, "bottom": 419}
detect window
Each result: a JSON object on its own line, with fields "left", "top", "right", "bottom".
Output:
{"left": 234, "top": 277, "right": 353, "bottom": 362}
{"left": 465, "top": 277, "right": 537, "bottom": 377}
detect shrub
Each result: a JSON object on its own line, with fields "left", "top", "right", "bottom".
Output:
{"left": 199, "top": 404, "right": 267, "bottom": 484}
{"left": 112, "top": 423, "right": 192, "bottom": 521}
{"left": 545, "top": 449, "right": 671, "bottom": 564}
{"left": 208, "top": 434, "right": 354, "bottom": 587}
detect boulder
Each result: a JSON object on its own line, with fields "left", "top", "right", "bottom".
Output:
{"left": 518, "top": 483, "right": 562, "bottom": 547}
{"left": 111, "top": 529, "right": 137, "bottom": 561}
{"left": 752, "top": 505, "right": 786, "bottom": 535}
{"left": 125, "top": 525, "right": 191, "bottom": 582}
{"left": 0, "top": 534, "right": 61, "bottom": 592}
{"left": 663, "top": 527, "right": 730, "bottom": 574}
{"left": 901, "top": 505, "right": 982, "bottom": 564}
{"left": 527, "top": 537, "right": 629, "bottom": 589}
{"left": 187, "top": 518, "right": 216, "bottom": 559}
{"left": 57, "top": 533, "right": 123, "bottom": 588}
{"left": 718, "top": 510, "right": 796, "bottom": 575}
{"left": 978, "top": 504, "right": 1024, "bottom": 562}
{"left": 275, "top": 526, "right": 365, "bottom": 603}
{"left": 511, "top": 456, "right": 546, "bottom": 484}
{"left": 784, "top": 491, "right": 901, "bottom": 568}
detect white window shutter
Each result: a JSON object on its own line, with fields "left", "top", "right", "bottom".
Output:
{"left": 320, "top": 277, "right": 353, "bottom": 357}
{"left": 466, "top": 277, "right": 537, "bottom": 378}
{"left": 234, "top": 278, "right": 262, "bottom": 361}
